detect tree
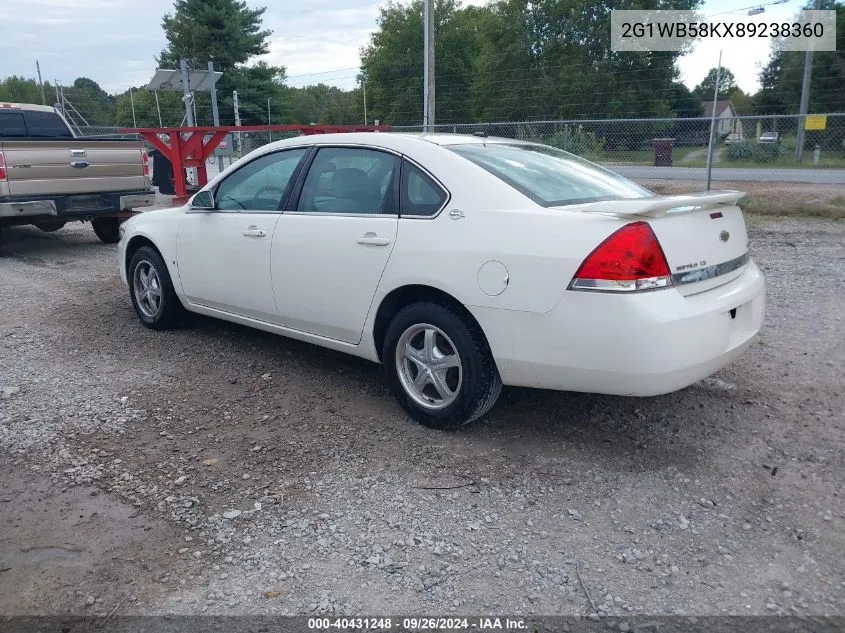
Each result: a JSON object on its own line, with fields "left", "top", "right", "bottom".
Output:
{"left": 0, "top": 76, "right": 51, "bottom": 104}
{"left": 158, "top": 0, "right": 272, "bottom": 71}
{"left": 694, "top": 67, "right": 737, "bottom": 100}
{"left": 360, "top": 0, "right": 488, "bottom": 126}
{"left": 64, "top": 78, "right": 115, "bottom": 126}
{"left": 156, "top": 0, "right": 283, "bottom": 126}
{"left": 667, "top": 82, "right": 703, "bottom": 117}
{"left": 754, "top": 1, "right": 844, "bottom": 113}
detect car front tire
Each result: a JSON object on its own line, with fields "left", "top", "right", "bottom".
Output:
{"left": 383, "top": 301, "right": 502, "bottom": 429}
{"left": 128, "top": 246, "right": 185, "bottom": 330}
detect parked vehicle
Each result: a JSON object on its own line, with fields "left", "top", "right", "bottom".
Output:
{"left": 724, "top": 133, "right": 742, "bottom": 145}
{"left": 758, "top": 132, "right": 780, "bottom": 144}
{"left": 0, "top": 102, "right": 154, "bottom": 244}
{"left": 118, "top": 133, "right": 765, "bottom": 428}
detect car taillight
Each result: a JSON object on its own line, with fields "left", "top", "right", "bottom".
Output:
{"left": 142, "top": 149, "right": 150, "bottom": 177}
{"left": 0, "top": 151, "right": 6, "bottom": 181}
{"left": 569, "top": 221, "right": 673, "bottom": 292}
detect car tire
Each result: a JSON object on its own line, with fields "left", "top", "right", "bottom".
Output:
{"left": 383, "top": 301, "right": 502, "bottom": 429}
{"left": 92, "top": 217, "right": 121, "bottom": 244}
{"left": 35, "top": 221, "right": 66, "bottom": 233}
{"left": 128, "top": 246, "right": 185, "bottom": 330}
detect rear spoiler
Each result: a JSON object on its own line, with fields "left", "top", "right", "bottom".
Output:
{"left": 573, "top": 190, "right": 746, "bottom": 219}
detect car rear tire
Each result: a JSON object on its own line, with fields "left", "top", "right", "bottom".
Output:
{"left": 128, "top": 246, "right": 185, "bottom": 330}
{"left": 383, "top": 301, "right": 502, "bottom": 429}
{"left": 92, "top": 217, "right": 121, "bottom": 244}
{"left": 35, "top": 221, "right": 66, "bottom": 233}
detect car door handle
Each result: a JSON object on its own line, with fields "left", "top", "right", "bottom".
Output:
{"left": 242, "top": 227, "right": 266, "bottom": 238}
{"left": 357, "top": 233, "right": 391, "bottom": 246}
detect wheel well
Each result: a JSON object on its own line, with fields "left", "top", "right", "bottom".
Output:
{"left": 372, "top": 284, "right": 487, "bottom": 362}
{"left": 125, "top": 235, "right": 159, "bottom": 272}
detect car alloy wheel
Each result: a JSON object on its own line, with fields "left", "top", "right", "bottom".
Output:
{"left": 133, "top": 261, "right": 163, "bottom": 319}
{"left": 395, "top": 323, "right": 463, "bottom": 410}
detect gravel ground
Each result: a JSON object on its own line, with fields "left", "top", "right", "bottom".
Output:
{"left": 0, "top": 217, "right": 843, "bottom": 618}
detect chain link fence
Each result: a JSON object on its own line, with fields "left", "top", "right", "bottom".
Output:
{"left": 394, "top": 114, "right": 845, "bottom": 185}
{"left": 76, "top": 114, "right": 845, "bottom": 186}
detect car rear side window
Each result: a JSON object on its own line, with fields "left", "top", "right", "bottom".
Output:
{"left": 23, "top": 111, "right": 74, "bottom": 138}
{"left": 0, "top": 112, "right": 27, "bottom": 137}
{"left": 401, "top": 161, "right": 448, "bottom": 217}
{"left": 296, "top": 147, "right": 399, "bottom": 214}
{"left": 448, "top": 142, "right": 652, "bottom": 207}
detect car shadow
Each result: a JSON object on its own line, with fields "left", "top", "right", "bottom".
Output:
{"left": 183, "top": 313, "right": 738, "bottom": 475}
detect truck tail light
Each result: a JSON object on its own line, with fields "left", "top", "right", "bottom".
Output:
{"left": 142, "top": 149, "right": 150, "bottom": 177}
{"left": 0, "top": 151, "right": 6, "bottom": 181}
{"left": 568, "top": 221, "right": 673, "bottom": 292}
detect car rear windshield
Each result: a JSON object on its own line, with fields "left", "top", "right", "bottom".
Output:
{"left": 447, "top": 142, "right": 653, "bottom": 207}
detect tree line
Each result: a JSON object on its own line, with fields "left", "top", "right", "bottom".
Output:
{"left": 1, "top": 0, "right": 842, "bottom": 129}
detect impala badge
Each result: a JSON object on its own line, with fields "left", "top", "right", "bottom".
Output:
{"left": 720, "top": 230, "right": 730, "bottom": 242}
{"left": 70, "top": 161, "right": 90, "bottom": 169}
{"left": 448, "top": 209, "right": 464, "bottom": 220}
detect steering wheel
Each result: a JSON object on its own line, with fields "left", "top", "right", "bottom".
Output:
{"left": 253, "top": 186, "right": 285, "bottom": 205}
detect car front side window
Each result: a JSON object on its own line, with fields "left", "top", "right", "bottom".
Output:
{"left": 215, "top": 148, "right": 308, "bottom": 212}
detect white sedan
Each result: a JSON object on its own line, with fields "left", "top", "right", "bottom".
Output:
{"left": 118, "top": 133, "right": 765, "bottom": 428}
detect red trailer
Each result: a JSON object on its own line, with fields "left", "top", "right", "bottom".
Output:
{"left": 119, "top": 124, "right": 391, "bottom": 200}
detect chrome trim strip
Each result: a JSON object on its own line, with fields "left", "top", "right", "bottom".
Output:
{"left": 672, "top": 251, "right": 750, "bottom": 286}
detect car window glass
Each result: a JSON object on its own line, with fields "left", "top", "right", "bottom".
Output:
{"left": 23, "top": 111, "right": 73, "bottom": 138}
{"left": 401, "top": 162, "right": 447, "bottom": 216}
{"left": 216, "top": 148, "right": 307, "bottom": 211}
{"left": 448, "top": 142, "right": 652, "bottom": 207}
{"left": 0, "top": 112, "right": 27, "bottom": 137}
{"left": 296, "top": 147, "right": 398, "bottom": 214}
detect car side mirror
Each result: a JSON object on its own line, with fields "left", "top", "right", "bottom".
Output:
{"left": 190, "top": 190, "right": 215, "bottom": 210}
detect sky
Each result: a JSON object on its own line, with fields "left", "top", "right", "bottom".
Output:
{"left": 0, "top": 0, "right": 806, "bottom": 99}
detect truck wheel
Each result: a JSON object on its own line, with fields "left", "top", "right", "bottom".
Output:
{"left": 92, "top": 217, "right": 121, "bottom": 244}
{"left": 35, "top": 221, "right": 66, "bottom": 233}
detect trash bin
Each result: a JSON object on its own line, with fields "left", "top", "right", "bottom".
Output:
{"left": 652, "top": 138, "right": 675, "bottom": 167}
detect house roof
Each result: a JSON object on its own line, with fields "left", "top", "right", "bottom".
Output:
{"left": 703, "top": 100, "right": 735, "bottom": 117}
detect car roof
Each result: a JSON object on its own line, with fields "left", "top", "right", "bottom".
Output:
{"left": 260, "top": 132, "right": 529, "bottom": 153}
{"left": 0, "top": 102, "right": 57, "bottom": 113}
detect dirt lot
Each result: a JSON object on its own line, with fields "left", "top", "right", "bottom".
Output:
{"left": 0, "top": 215, "right": 843, "bottom": 619}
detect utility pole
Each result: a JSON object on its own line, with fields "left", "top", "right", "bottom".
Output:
{"left": 423, "top": 0, "right": 435, "bottom": 131}
{"left": 208, "top": 61, "right": 225, "bottom": 173}
{"left": 179, "top": 59, "right": 195, "bottom": 127}
{"left": 129, "top": 88, "right": 137, "bottom": 128}
{"left": 705, "top": 50, "right": 722, "bottom": 191}
{"left": 35, "top": 60, "right": 46, "bottom": 105}
{"left": 795, "top": 0, "right": 822, "bottom": 163}
{"left": 233, "top": 90, "right": 242, "bottom": 157}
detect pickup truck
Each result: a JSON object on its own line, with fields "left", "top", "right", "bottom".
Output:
{"left": 0, "top": 102, "right": 155, "bottom": 245}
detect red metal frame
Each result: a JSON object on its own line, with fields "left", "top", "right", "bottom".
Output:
{"left": 118, "top": 124, "right": 392, "bottom": 198}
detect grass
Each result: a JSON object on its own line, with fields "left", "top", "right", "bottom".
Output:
{"left": 596, "top": 145, "right": 845, "bottom": 169}
{"left": 642, "top": 179, "right": 845, "bottom": 221}
{"left": 739, "top": 195, "right": 845, "bottom": 220}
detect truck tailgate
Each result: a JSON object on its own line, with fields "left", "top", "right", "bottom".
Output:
{"left": 0, "top": 140, "right": 147, "bottom": 197}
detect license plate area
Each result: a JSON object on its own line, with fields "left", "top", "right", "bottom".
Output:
{"left": 68, "top": 194, "right": 106, "bottom": 210}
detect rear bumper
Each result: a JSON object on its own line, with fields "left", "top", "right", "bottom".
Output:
{"left": 0, "top": 190, "right": 155, "bottom": 221}
{"left": 0, "top": 200, "right": 57, "bottom": 219}
{"left": 473, "top": 261, "right": 766, "bottom": 396}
